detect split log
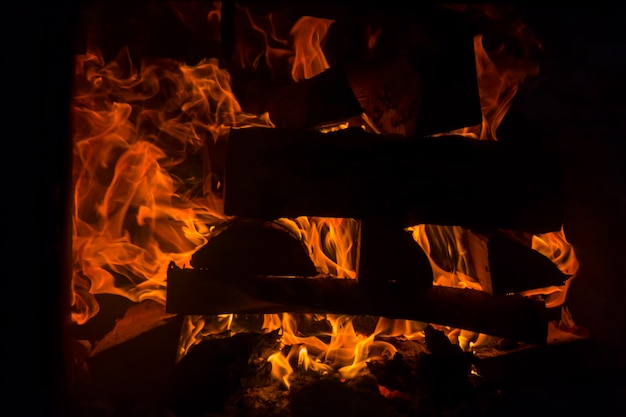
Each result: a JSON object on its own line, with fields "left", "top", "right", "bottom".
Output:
{"left": 465, "top": 230, "right": 570, "bottom": 295}
{"left": 235, "top": 64, "right": 365, "bottom": 130}
{"left": 223, "top": 127, "right": 565, "bottom": 234}
{"left": 190, "top": 219, "right": 318, "bottom": 280}
{"left": 166, "top": 264, "right": 548, "bottom": 345}
{"left": 357, "top": 218, "right": 433, "bottom": 289}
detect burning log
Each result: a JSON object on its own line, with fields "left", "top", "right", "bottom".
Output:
{"left": 230, "top": 2, "right": 482, "bottom": 136}
{"left": 357, "top": 218, "right": 433, "bottom": 289}
{"left": 166, "top": 264, "right": 548, "bottom": 345}
{"left": 464, "top": 230, "right": 571, "bottom": 295}
{"left": 223, "top": 127, "right": 565, "bottom": 234}
{"left": 421, "top": 226, "right": 570, "bottom": 295}
{"left": 189, "top": 219, "right": 319, "bottom": 279}
{"left": 236, "top": 64, "right": 366, "bottom": 130}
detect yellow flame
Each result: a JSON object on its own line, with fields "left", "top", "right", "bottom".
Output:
{"left": 268, "top": 351, "right": 293, "bottom": 389}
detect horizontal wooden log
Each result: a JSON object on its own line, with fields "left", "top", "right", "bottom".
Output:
{"left": 165, "top": 264, "right": 548, "bottom": 345}
{"left": 223, "top": 127, "right": 565, "bottom": 234}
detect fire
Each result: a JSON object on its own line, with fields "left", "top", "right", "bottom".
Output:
{"left": 71, "top": 46, "right": 273, "bottom": 324}
{"left": 289, "top": 16, "right": 334, "bottom": 81}
{"left": 72, "top": 3, "right": 580, "bottom": 391}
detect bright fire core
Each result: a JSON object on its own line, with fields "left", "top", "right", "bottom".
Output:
{"left": 71, "top": 3, "right": 579, "bottom": 388}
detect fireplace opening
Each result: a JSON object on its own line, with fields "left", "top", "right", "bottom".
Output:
{"left": 31, "top": 2, "right": 626, "bottom": 417}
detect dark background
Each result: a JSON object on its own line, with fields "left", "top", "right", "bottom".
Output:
{"left": 7, "top": 2, "right": 626, "bottom": 416}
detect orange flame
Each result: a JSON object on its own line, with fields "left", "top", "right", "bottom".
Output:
{"left": 266, "top": 314, "right": 397, "bottom": 388}
{"left": 289, "top": 16, "right": 334, "bottom": 81}
{"left": 71, "top": 46, "right": 273, "bottom": 324}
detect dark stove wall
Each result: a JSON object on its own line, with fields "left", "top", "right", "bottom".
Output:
{"left": 13, "top": 3, "right": 626, "bottom": 417}
{"left": 507, "top": 5, "right": 626, "bottom": 363}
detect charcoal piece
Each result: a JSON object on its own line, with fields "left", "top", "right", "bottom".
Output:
{"left": 290, "top": 378, "right": 391, "bottom": 417}
{"left": 419, "top": 325, "right": 475, "bottom": 405}
{"left": 367, "top": 352, "right": 416, "bottom": 393}
{"left": 167, "top": 334, "right": 256, "bottom": 417}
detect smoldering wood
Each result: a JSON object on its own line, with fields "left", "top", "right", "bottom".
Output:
{"left": 223, "top": 127, "right": 565, "bottom": 234}
{"left": 165, "top": 264, "right": 548, "bottom": 345}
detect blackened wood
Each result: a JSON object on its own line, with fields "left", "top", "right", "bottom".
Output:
{"left": 462, "top": 230, "right": 569, "bottom": 295}
{"left": 223, "top": 127, "right": 565, "bottom": 234}
{"left": 190, "top": 219, "right": 318, "bottom": 280}
{"left": 408, "top": 6, "right": 482, "bottom": 136}
{"left": 357, "top": 219, "right": 433, "bottom": 289}
{"left": 487, "top": 234, "right": 570, "bottom": 294}
{"left": 166, "top": 264, "right": 548, "bottom": 345}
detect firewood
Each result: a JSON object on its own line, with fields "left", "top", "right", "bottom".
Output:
{"left": 235, "top": 64, "right": 365, "bottom": 130}
{"left": 190, "top": 218, "right": 318, "bottom": 280}
{"left": 230, "top": 3, "right": 481, "bottom": 136}
{"left": 357, "top": 218, "right": 433, "bottom": 289}
{"left": 165, "top": 264, "right": 548, "bottom": 345}
{"left": 423, "top": 227, "right": 569, "bottom": 295}
{"left": 223, "top": 127, "right": 565, "bottom": 234}
{"left": 467, "top": 231, "right": 570, "bottom": 295}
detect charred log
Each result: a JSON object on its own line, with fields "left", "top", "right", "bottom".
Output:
{"left": 424, "top": 227, "right": 569, "bottom": 295}
{"left": 357, "top": 218, "right": 433, "bottom": 289}
{"left": 166, "top": 264, "right": 548, "bottom": 345}
{"left": 190, "top": 219, "right": 318, "bottom": 280}
{"left": 465, "top": 231, "right": 570, "bottom": 295}
{"left": 236, "top": 64, "right": 365, "bottom": 130}
{"left": 223, "top": 127, "right": 565, "bottom": 234}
